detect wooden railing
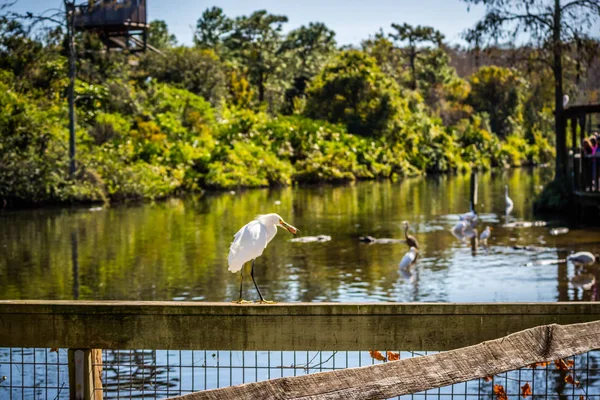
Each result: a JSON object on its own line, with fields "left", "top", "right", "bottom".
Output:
{"left": 2, "top": 301, "right": 600, "bottom": 351}
{"left": 2, "top": 301, "right": 600, "bottom": 399}
{"left": 74, "top": 0, "right": 147, "bottom": 29}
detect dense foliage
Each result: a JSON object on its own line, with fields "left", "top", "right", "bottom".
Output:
{"left": 3, "top": 4, "right": 594, "bottom": 206}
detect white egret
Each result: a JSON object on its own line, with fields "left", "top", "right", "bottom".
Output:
{"left": 563, "top": 94, "right": 569, "bottom": 108}
{"left": 459, "top": 210, "right": 477, "bottom": 223}
{"left": 567, "top": 251, "right": 595, "bottom": 266}
{"left": 399, "top": 247, "right": 419, "bottom": 270}
{"left": 228, "top": 213, "right": 298, "bottom": 303}
{"left": 479, "top": 226, "right": 492, "bottom": 244}
{"left": 505, "top": 185, "right": 514, "bottom": 215}
{"left": 452, "top": 221, "right": 468, "bottom": 235}
{"left": 402, "top": 221, "right": 419, "bottom": 249}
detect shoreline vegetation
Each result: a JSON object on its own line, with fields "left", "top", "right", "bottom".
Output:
{"left": 3, "top": 6, "right": 597, "bottom": 208}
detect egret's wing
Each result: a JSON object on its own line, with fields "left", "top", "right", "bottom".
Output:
{"left": 228, "top": 221, "right": 268, "bottom": 273}
{"left": 399, "top": 251, "right": 416, "bottom": 270}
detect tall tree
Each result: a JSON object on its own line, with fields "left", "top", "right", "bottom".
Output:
{"left": 389, "top": 23, "right": 444, "bottom": 90}
{"left": 282, "top": 22, "right": 336, "bottom": 78}
{"left": 194, "top": 7, "right": 231, "bottom": 50}
{"left": 147, "top": 20, "right": 177, "bottom": 49}
{"left": 462, "top": 0, "right": 600, "bottom": 178}
{"left": 281, "top": 22, "right": 336, "bottom": 111}
{"left": 224, "top": 10, "right": 288, "bottom": 103}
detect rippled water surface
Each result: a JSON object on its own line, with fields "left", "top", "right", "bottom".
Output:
{"left": 2, "top": 167, "right": 599, "bottom": 303}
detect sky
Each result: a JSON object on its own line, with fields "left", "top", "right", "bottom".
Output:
{"left": 5, "top": 0, "right": 488, "bottom": 46}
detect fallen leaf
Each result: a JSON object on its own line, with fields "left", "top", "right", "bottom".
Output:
{"left": 49, "top": 348, "right": 58, "bottom": 353}
{"left": 386, "top": 351, "right": 400, "bottom": 361}
{"left": 483, "top": 376, "right": 493, "bottom": 382}
{"left": 567, "top": 360, "right": 575, "bottom": 368}
{"left": 565, "top": 374, "right": 580, "bottom": 386}
{"left": 555, "top": 359, "right": 571, "bottom": 371}
{"left": 528, "top": 361, "right": 550, "bottom": 369}
{"left": 493, "top": 384, "right": 508, "bottom": 400}
{"left": 580, "top": 395, "right": 586, "bottom": 400}
{"left": 521, "top": 382, "right": 532, "bottom": 398}
{"left": 369, "top": 350, "right": 386, "bottom": 361}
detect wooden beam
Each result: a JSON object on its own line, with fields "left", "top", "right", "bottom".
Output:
{"left": 68, "top": 349, "right": 96, "bottom": 400}
{"left": 563, "top": 103, "right": 600, "bottom": 118}
{"left": 171, "top": 320, "right": 600, "bottom": 400}
{"left": 2, "top": 301, "right": 600, "bottom": 351}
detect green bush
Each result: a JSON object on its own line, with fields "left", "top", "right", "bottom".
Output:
{"left": 304, "top": 50, "right": 401, "bottom": 137}
{"left": 205, "top": 142, "right": 293, "bottom": 189}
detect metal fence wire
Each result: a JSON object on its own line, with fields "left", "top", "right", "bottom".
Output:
{"left": 1, "top": 347, "right": 600, "bottom": 399}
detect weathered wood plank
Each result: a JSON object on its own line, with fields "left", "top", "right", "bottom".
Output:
{"left": 1, "top": 301, "right": 600, "bottom": 351}
{"left": 169, "top": 320, "right": 600, "bottom": 400}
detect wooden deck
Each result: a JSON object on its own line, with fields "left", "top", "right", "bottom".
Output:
{"left": 563, "top": 103, "right": 600, "bottom": 212}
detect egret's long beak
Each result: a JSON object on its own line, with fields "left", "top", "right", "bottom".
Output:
{"left": 280, "top": 220, "right": 299, "bottom": 236}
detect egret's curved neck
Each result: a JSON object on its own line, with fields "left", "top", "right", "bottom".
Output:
{"left": 404, "top": 224, "right": 409, "bottom": 239}
{"left": 265, "top": 223, "right": 278, "bottom": 244}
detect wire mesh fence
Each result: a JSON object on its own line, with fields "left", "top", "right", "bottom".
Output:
{"left": 2, "top": 347, "right": 600, "bottom": 399}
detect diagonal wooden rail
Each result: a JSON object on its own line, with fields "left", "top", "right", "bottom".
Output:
{"left": 170, "top": 320, "right": 600, "bottom": 400}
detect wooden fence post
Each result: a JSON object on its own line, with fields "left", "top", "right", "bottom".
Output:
{"left": 68, "top": 349, "right": 103, "bottom": 400}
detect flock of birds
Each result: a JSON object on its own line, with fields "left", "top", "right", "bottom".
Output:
{"left": 227, "top": 181, "right": 595, "bottom": 303}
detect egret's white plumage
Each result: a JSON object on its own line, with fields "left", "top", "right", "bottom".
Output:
{"left": 399, "top": 247, "right": 418, "bottom": 270}
{"left": 228, "top": 217, "right": 276, "bottom": 273}
{"left": 563, "top": 94, "right": 569, "bottom": 108}
{"left": 452, "top": 221, "right": 468, "bottom": 235}
{"left": 480, "top": 226, "right": 492, "bottom": 242}
{"left": 505, "top": 185, "right": 514, "bottom": 215}
{"left": 567, "top": 251, "right": 595, "bottom": 266}
{"left": 227, "top": 213, "right": 298, "bottom": 303}
{"left": 459, "top": 210, "right": 477, "bottom": 223}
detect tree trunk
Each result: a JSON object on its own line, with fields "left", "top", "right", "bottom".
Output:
{"left": 66, "top": 1, "right": 77, "bottom": 177}
{"left": 258, "top": 71, "right": 265, "bottom": 102}
{"left": 409, "top": 48, "right": 417, "bottom": 90}
{"left": 553, "top": 0, "right": 566, "bottom": 179}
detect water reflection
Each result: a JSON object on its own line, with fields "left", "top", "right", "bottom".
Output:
{"left": 1, "top": 167, "right": 600, "bottom": 303}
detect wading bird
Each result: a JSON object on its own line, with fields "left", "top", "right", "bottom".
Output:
{"left": 505, "top": 185, "right": 514, "bottom": 215}
{"left": 452, "top": 220, "right": 468, "bottom": 236}
{"left": 459, "top": 210, "right": 478, "bottom": 224}
{"left": 228, "top": 213, "right": 298, "bottom": 303}
{"left": 479, "top": 226, "right": 492, "bottom": 245}
{"left": 399, "top": 247, "right": 419, "bottom": 270}
{"left": 402, "top": 221, "right": 419, "bottom": 249}
{"left": 567, "top": 251, "right": 595, "bottom": 266}
{"left": 563, "top": 94, "right": 569, "bottom": 108}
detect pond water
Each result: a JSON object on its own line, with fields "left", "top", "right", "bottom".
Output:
{"left": 2, "top": 166, "right": 599, "bottom": 303}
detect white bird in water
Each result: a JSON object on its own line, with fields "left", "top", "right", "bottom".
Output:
{"left": 228, "top": 213, "right": 298, "bottom": 303}
{"left": 399, "top": 247, "right": 419, "bottom": 270}
{"left": 567, "top": 251, "right": 595, "bottom": 266}
{"left": 452, "top": 221, "right": 468, "bottom": 236}
{"left": 459, "top": 210, "right": 478, "bottom": 224}
{"left": 563, "top": 94, "right": 569, "bottom": 108}
{"left": 479, "top": 226, "right": 492, "bottom": 244}
{"left": 505, "top": 185, "right": 514, "bottom": 216}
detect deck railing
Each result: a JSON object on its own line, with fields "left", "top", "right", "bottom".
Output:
{"left": 1, "top": 301, "right": 600, "bottom": 399}
{"left": 74, "top": 0, "right": 147, "bottom": 30}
